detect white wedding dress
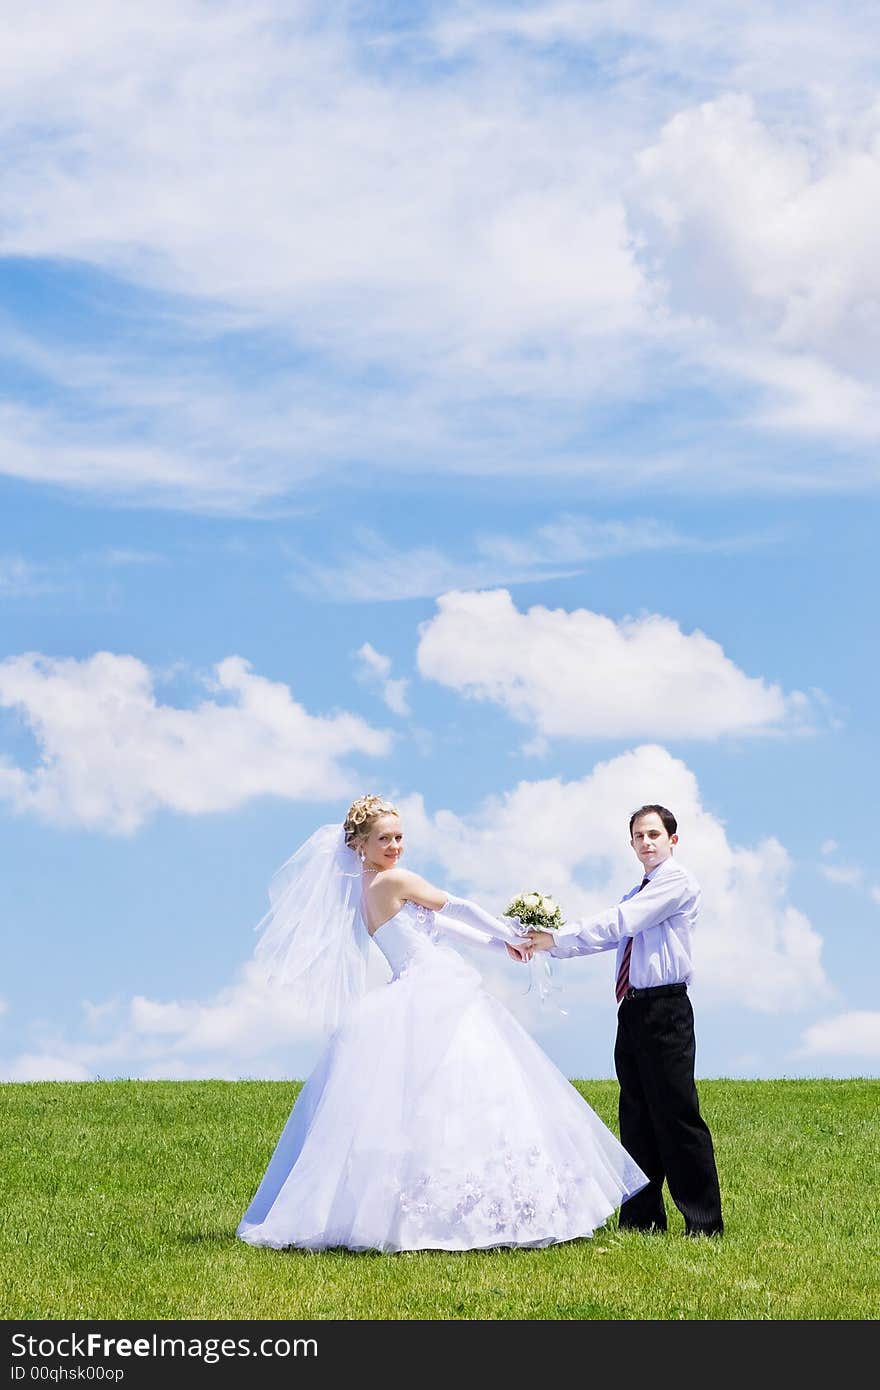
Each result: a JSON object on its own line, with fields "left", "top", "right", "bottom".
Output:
{"left": 237, "top": 899, "right": 647, "bottom": 1252}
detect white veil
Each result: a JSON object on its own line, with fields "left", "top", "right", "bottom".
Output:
{"left": 251, "top": 823, "right": 371, "bottom": 1034}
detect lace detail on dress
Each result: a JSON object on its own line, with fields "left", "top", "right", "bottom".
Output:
{"left": 396, "top": 1142, "right": 583, "bottom": 1242}
{"left": 408, "top": 901, "right": 436, "bottom": 934}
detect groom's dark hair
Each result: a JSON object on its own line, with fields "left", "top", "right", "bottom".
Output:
{"left": 629, "top": 804, "right": 677, "bottom": 837}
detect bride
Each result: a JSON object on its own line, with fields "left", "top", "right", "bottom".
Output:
{"left": 237, "top": 794, "right": 647, "bottom": 1252}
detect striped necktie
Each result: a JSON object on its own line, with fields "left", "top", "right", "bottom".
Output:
{"left": 614, "top": 874, "right": 650, "bottom": 1003}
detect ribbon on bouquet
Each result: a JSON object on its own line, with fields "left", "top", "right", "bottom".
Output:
{"left": 524, "top": 949, "right": 567, "bottom": 1016}
{"left": 504, "top": 913, "right": 568, "bottom": 1016}
{"left": 503, "top": 895, "right": 568, "bottom": 1016}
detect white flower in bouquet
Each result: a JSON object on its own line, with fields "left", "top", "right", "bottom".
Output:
{"left": 504, "top": 890, "right": 564, "bottom": 932}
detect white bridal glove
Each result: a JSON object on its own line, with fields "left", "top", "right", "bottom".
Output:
{"left": 437, "top": 894, "right": 529, "bottom": 952}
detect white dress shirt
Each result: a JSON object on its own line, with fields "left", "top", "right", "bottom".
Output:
{"left": 550, "top": 855, "right": 701, "bottom": 989}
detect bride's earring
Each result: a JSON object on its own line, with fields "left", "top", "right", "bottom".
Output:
{"left": 359, "top": 850, "right": 366, "bottom": 865}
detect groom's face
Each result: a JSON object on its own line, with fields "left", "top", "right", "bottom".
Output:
{"left": 630, "top": 812, "right": 677, "bottom": 872}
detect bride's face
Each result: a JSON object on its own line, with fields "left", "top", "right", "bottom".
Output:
{"left": 362, "top": 813, "right": 404, "bottom": 872}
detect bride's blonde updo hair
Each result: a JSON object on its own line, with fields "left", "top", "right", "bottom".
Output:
{"left": 343, "top": 793, "right": 400, "bottom": 850}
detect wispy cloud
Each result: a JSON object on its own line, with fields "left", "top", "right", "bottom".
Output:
{"left": 816, "top": 845, "right": 880, "bottom": 901}
{"left": 294, "top": 526, "right": 580, "bottom": 602}
{"left": 0, "top": 3, "right": 878, "bottom": 507}
{"left": 819, "top": 863, "right": 864, "bottom": 888}
{"left": 87, "top": 549, "right": 166, "bottom": 568}
{"left": 0, "top": 545, "right": 166, "bottom": 605}
{"left": 295, "top": 514, "right": 778, "bottom": 601}
{"left": 0, "top": 554, "right": 56, "bottom": 598}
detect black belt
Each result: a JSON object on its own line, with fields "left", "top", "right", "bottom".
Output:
{"left": 620, "top": 983, "right": 687, "bottom": 1001}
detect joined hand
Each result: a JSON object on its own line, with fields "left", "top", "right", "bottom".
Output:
{"left": 525, "top": 930, "right": 555, "bottom": 953}
{"left": 506, "top": 942, "right": 533, "bottom": 963}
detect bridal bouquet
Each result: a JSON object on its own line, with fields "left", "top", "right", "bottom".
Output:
{"left": 504, "top": 890, "right": 564, "bottom": 932}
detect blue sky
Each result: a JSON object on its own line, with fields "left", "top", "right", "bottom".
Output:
{"left": 1, "top": 1, "right": 878, "bottom": 1082}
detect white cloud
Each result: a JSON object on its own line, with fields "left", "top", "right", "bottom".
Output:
{"left": 0, "top": 651, "right": 391, "bottom": 833}
{"left": 417, "top": 588, "right": 817, "bottom": 741}
{"left": 2, "top": 1053, "right": 92, "bottom": 1082}
{"left": 0, "top": 947, "right": 393, "bottom": 1083}
{"left": 355, "top": 643, "right": 391, "bottom": 681}
{"left": 819, "top": 863, "right": 864, "bottom": 887}
{"left": 0, "top": 4, "right": 649, "bottom": 362}
{"left": 354, "top": 643, "right": 411, "bottom": 717}
{"left": 125, "top": 971, "right": 327, "bottom": 1058}
{"left": 2, "top": 742, "right": 830, "bottom": 1081}
{"left": 0, "top": 4, "right": 877, "bottom": 505}
{"left": 632, "top": 92, "right": 880, "bottom": 440}
{"left": 820, "top": 839, "right": 839, "bottom": 855}
{"left": 382, "top": 681, "right": 410, "bottom": 718}
{"left": 798, "top": 1012, "right": 880, "bottom": 1059}
{"left": 871, "top": 887, "right": 880, "bottom": 906}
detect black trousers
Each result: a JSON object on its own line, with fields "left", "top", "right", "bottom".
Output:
{"left": 614, "top": 986, "right": 723, "bottom": 1235}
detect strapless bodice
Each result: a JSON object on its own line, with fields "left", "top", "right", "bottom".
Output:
{"left": 369, "top": 900, "right": 443, "bottom": 977}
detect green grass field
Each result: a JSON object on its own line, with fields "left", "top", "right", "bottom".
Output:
{"left": 1, "top": 1079, "right": 877, "bottom": 1320}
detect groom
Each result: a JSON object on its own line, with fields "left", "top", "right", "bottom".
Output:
{"left": 525, "top": 805, "right": 723, "bottom": 1237}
